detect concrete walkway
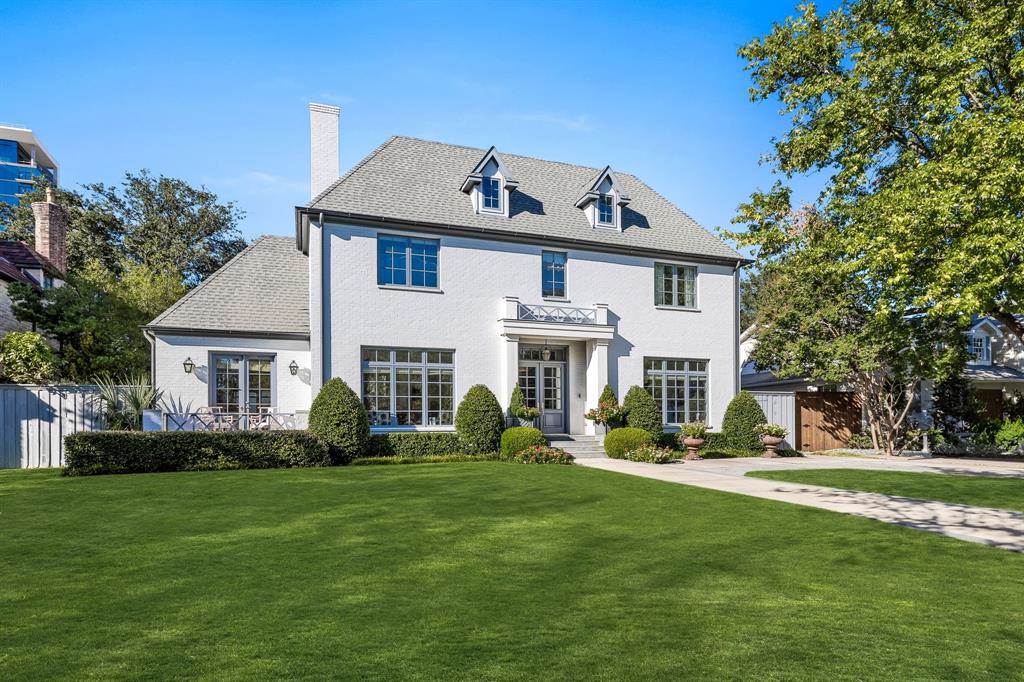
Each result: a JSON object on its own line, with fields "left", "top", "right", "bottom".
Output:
{"left": 577, "top": 455, "right": 1024, "bottom": 552}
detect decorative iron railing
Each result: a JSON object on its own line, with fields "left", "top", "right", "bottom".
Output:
{"left": 517, "top": 302, "right": 597, "bottom": 324}
{"left": 163, "top": 411, "right": 305, "bottom": 432}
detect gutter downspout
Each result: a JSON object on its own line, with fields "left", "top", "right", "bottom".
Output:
{"left": 733, "top": 259, "right": 743, "bottom": 403}
{"left": 319, "top": 212, "right": 327, "bottom": 389}
{"left": 142, "top": 327, "right": 157, "bottom": 383}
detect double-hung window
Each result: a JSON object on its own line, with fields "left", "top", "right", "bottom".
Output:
{"left": 969, "top": 334, "right": 992, "bottom": 363}
{"left": 542, "top": 251, "right": 567, "bottom": 298}
{"left": 211, "top": 354, "right": 274, "bottom": 412}
{"left": 655, "top": 263, "right": 697, "bottom": 308}
{"left": 378, "top": 235, "right": 439, "bottom": 288}
{"left": 597, "top": 195, "right": 615, "bottom": 226}
{"left": 482, "top": 176, "right": 502, "bottom": 212}
{"left": 644, "top": 358, "right": 707, "bottom": 425}
{"left": 361, "top": 347, "right": 455, "bottom": 427}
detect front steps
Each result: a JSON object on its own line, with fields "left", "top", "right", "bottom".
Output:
{"left": 547, "top": 434, "right": 607, "bottom": 459}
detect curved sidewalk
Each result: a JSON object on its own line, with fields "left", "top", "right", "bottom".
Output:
{"left": 578, "top": 456, "right": 1024, "bottom": 552}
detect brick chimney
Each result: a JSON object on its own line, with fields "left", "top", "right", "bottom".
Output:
{"left": 31, "top": 187, "right": 67, "bottom": 273}
{"left": 309, "top": 103, "right": 340, "bottom": 201}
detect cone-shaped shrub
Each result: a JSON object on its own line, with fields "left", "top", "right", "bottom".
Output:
{"left": 509, "top": 383, "right": 526, "bottom": 417}
{"left": 721, "top": 391, "right": 768, "bottom": 452}
{"left": 599, "top": 384, "right": 617, "bottom": 405}
{"left": 455, "top": 384, "right": 505, "bottom": 453}
{"left": 308, "top": 378, "right": 370, "bottom": 464}
{"left": 623, "top": 385, "right": 663, "bottom": 438}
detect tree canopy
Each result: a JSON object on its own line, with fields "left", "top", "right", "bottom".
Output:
{"left": 737, "top": 0, "right": 1024, "bottom": 340}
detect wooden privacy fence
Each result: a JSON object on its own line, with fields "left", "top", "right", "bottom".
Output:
{"left": 0, "top": 384, "right": 105, "bottom": 469}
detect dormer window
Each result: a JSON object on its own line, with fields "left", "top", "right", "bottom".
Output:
{"left": 969, "top": 334, "right": 992, "bottom": 364}
{"left": 461, "top": 146, "right": 518, "bottom": 217}
{"left": 575, "top": 166, "right": 630, "bottom": 231}
{"left": 482, "top": 176, "right": 502, "bottom": 212}
{"left": 597, "top": 195, "right": 615, "bottom": 226}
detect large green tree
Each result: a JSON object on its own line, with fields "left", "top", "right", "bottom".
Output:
{"left": 738, "top": 0, "right": 1024, "bottom": 340}
{"left": 2, "top": 172, "right": 245, "bottom": 379}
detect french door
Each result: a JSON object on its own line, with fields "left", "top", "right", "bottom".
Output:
{"left": 212, "top": 354, "right": 274, "bottom": 412}
{"left": 518, "top": 362, "right": 565, "bottom": 433}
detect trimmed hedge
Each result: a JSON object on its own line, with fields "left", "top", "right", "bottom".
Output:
{"left": 64, "top": 431, "right": 331, "bottom": 476}
{"left": 623, "top": 385, "right": 663, "bottom": 438}
{"left": 308, "top": 378, "right": 370, "bottom": 464}
{"left": 604, "top": 427, "right": 653, "bottom": 459}
{"left": 700, "top": 448, "right": 800, "bottom": 459}
{"left": 701, "top": 432, "right": 729, "bottom": 450}
{"left": 456, "top": 384, "right": 505, "bottom": 454}
{"left": 501, "top": 426, "right": 547, "bottom": 457}
{"left": 367, "top": 432, "right": 461, "bottom": 458}
{"left": 721, "top": 391, "right": 767, "bottom": 451}
{"left": 351, "top": 454, "right": 498, "bottom": 466}
{"left": 503, "top": 445, "right": 574, "bottom": 464}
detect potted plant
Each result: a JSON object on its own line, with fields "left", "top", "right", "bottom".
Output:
{"left": 509, "top": 384, "right": 540, "bottom": 427}
{"left": 757, "top": 423, "right": 787, "bottom": 457}
{"left": 585, "top": 401, "right": 627, "bottom": 437}
{"left": 678, "top": 421, "right": 707, "bottom": 460}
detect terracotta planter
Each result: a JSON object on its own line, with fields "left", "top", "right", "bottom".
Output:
{"left": 761, "top": 434, "right": 784, "bottom": 458}
{"left": 682, "top": 436, "right": 705, "bottom": 460}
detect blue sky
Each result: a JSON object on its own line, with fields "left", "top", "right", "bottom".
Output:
{"left": 4, "top": 0, "right": 826, "bottom": 243}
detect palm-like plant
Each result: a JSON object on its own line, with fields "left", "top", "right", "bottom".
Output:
{"left": 93, "top": 373, "right": 163, "bottom": 430}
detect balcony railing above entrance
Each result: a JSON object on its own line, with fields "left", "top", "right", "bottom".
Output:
{"left": 503, "top": 296, "right": 609, "bottom": 326}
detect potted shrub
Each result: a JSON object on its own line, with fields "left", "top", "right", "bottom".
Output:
{"left": 678, "top": 422, "right": 707, "bottom": 460}
{"left": 508, "top": 384, "right": 540, "bottom": 427}
{"left": 757, "top": 423, "right": 787, "bottom": 457}
{"left": 584, "top": 401, "right": 626, "bottom": 437}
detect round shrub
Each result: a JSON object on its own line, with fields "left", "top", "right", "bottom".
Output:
{"left": 721, "top": 391, "right": 768, "bottom": 452}
{"left": 0, "top": 331, "right": 60, "bottom": 383}
{"left": 455, "top": 384, "right": 505, "bottom": 454}
{"left": 623, "top": 385, "right": 662, "bottom": 438}
{"left": 501, "top": 426, "right": 546, "bottom": 457}
{"left": 995, "top": 419, "right": 1024, "bottom": 452}
{"left": 308, "top": 378, "right": 370, "bottom": 464}
{"left": 604, "top": 427, "right": 653, "bottom": 459}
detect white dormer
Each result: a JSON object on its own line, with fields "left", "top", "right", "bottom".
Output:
{"left": 575, "top": 166, "right": 631, "bottom": 231}
{"left": 461, "top": 146, "right": 519, "bottom": 217}
{"left": 967, "top": 319, "right": 1001, "bottom": 365}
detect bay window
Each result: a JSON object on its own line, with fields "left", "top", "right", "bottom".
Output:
{"left": 361, "top": 347, "right": 455, "bottom": 427}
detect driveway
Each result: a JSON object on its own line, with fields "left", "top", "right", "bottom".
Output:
{"left": 577, "top": 455, "right": 1024, "bottom": 552}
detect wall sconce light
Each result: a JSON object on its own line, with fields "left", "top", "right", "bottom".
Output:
{"left": 541, "top": 345, "right": 552, "bottom": 361}
{"left": 289, "top": 360, "right": 299, "bottom": 376}
{"left": 183, "top": 357, "right": 195, "bottom": 374}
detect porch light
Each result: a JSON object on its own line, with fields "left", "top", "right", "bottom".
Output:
{"left": 289, "top": 360, "right": 299, "bottom": 376}
{"left": 541, "top": 346, "right": 552, "bottom": 361}
{"left": 182, "top": 357, "right": 195, "bottom": 374}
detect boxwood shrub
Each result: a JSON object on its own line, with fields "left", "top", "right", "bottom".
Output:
{"left": 367, "top": 432, "right": 461, "bottom": 458}
{"left": 700, "top": 448, "right": 800, "bottom": 459}
{"left": 455, "top": 384, "right": 505, "bottom": 454}
{"left": 721, "top": 391, "right": 768, "bottom": 451}
{"left": 351, "top": 454, "right": 497, "bottom": 465}
{"left": 604, "top": 427, "right": 653, "bottom": 459}
{"left": 623, "top": 385, "right": 663, "bottom": 438}
{"left": 308, "top": 378, "right": 370, "bottom": 464}
{"left": 500, "top": 426, "right": 547, "bottom": 457}
{"left": 64, "top": 431, "right": 331, "bottom": 476}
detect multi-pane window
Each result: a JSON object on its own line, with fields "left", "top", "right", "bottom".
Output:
{"left": 482, "top": 176, "right": 502, "bottom": 211}
{"left": 519, "top": 346, "right": 567, "bottom": 362}
{"left": 969, "top": 334, "right": 992, "bottom": 363}
{"left": 542, "top": 251, "right": 567, "bottom": 298}
{"left": 377, "top": 236, "right": 439, "bottom": 288}
{"left": 361, "top": 347, "right": 455, "bottom": 426}
{"left": 655, "top": 263, "right": 697, "bottom": 308}
{"left": 212, "top": 354, "right": 274, "bottom": 412}
{"left": 643, "top": 358, "right": 708, "bottom": 425}
{"left": 597, "top": 195, "right": 615, "bottom": 225}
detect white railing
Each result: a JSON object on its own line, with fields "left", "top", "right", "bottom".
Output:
{"left": 163, "top": 411, "right": 306, "bottom": 432}
{"left": 518, "top": 302, "right": 597, "bottom": 324}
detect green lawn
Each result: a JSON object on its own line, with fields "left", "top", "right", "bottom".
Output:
{"left": 3, "top": 464, "right": 1024, "bottom": 681}
{"left": 748, "top": 468, "right": 1024, "bottom": 513}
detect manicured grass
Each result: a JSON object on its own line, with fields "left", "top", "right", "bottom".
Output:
{"left": 3, "top": 464, "right": 1024, "bottom": 680}
{"left": 748, "top": 468, "right": 1024, "bottom": 513}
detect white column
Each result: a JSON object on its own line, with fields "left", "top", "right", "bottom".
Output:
{"left": 585, "top": 340, "right": 609, "bottom": 436}
{"left": 502, "top": 334, "right": 520, "bottom": 412}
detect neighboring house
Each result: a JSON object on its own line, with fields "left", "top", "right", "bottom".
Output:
{"left": 0, "top": 124, "right": 59, "bottom": 207}
{"left": 147, "top": 103, "right": 748, "bottom": 435}
{"left": 740, "top": 316, "right": 1024, "bottom": 450}
{"left": 0, "top": 188, "right": 66, "bottom": 336}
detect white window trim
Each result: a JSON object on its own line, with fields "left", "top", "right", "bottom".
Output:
{"left": 968, "top": 333, "right": 992, "bottom": 365}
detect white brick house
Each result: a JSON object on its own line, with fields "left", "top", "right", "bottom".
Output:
{"left": 147, "top": 104, "right": 748, "bottom": 435}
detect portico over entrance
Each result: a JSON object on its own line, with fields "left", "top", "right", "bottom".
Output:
{"left": 499, "top": 296, "right": 614, "bottom": 436}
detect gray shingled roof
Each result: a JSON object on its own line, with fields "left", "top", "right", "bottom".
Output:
{"left": 148, "top": 236, "right": 309, "bottom": 336}
{"left": 309, "top": 136, "right": 743, "bottom": 262}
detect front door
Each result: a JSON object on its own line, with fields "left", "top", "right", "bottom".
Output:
{"left": 518, "top": 362, "right": 565, "bottom": 433}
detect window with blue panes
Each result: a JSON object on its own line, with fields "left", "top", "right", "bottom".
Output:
{"left": 482, "top": 176, "right": 501, "bottom": 211}
{"left": 377, "top": 235, "right": 439, "bottom": 288}
{"left": 597, "top": 195, "right": 615, "bottom": 225}
{"left": 542, "top": 251, "right": 566, "bottom": 298}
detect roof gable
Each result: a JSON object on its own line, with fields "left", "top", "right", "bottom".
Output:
{"left": 308, "top": 136, "right": 743, "bottom": 263}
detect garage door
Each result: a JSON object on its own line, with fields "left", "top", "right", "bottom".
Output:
{"left": 796, "top": 392, "right": 861, "bottom": 451}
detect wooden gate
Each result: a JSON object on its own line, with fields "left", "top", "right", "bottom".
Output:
{"left": 795, "top": 391, "right": 861, "bottom": 452}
